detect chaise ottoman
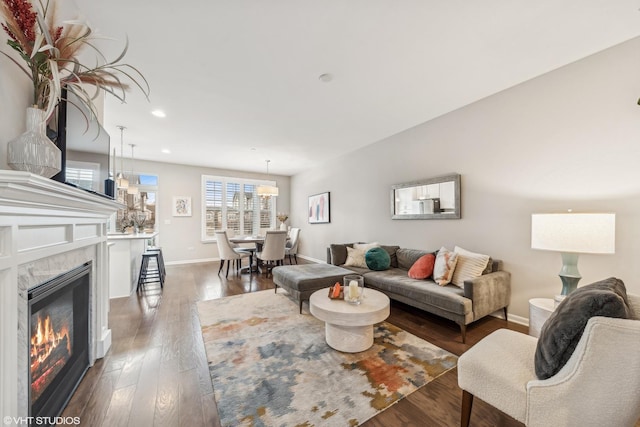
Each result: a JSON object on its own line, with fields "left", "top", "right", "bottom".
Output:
{"left": 272, "top": 264, "right": 353, "bottom": 313}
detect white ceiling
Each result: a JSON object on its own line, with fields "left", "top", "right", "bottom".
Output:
{"left": 73, "top": 0, "right": 640, "bottom": 176}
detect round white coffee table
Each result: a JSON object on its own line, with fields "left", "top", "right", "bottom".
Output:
{"left": 309, "top": 287, "right": 390, "bottom": 353}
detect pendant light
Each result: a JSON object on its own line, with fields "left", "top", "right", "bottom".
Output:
{"left": 257, "top": 160, "right": 279, "bottom": 197}
{"left": 127, "top": 143, "right": 139, "bottom": 195}
{"left": 116, "top": 126, "right": 129, "bottom": 189}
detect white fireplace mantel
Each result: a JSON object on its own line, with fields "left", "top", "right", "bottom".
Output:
{"left": 0, "top": 171, "right": 121, "bottom": 418}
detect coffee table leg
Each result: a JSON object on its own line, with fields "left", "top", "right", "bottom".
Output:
{"left": 325, "top": 323, "right": 373, "bottom": 353}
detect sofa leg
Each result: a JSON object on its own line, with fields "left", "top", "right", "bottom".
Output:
{"left": 461, "top": 390, "right": 473, "bottom": 427}
{"left": 459, "top": 324, "right": 467, "bottom": 344}
{"left": 503, "top": 306, "right": 508, "bottom": 321}
{"left": 299, "top": 299, "right": 303, "bottom": 314}
{"left": 274, "top": 284, "right": 278, "bottom": 293}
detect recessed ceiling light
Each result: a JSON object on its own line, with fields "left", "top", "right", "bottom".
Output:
{"left": 161, "top": 149, "right": 171, "bottom": 154}
{"left": 151, "top": 109, "right": 166, "bottom": 118}
{"left": 318, "top": 73, "right": 333, "bottom": 83}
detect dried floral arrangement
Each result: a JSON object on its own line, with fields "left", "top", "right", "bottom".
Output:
{"left": 277, "top": 212, "right": 288, "bottom": 222}
{"left": 0, "top": 0, "right": 149, "bottom": 121}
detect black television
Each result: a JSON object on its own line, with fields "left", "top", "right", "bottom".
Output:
{"left": 51, "top": 90, "right": 115, "bottom": 199}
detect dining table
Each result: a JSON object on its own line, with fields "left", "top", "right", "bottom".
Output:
{"left": 229, "top": 235, "right": 289, "bottom": 273}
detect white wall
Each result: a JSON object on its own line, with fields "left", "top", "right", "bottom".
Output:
{"left": 291, "top": 37, "right": 640, "bottom": 319}
{"left": 0, "top": 33, "right": 31, "bottom": 168}
{"left": 128, "top": 158, "right": 290, "bottom": 264}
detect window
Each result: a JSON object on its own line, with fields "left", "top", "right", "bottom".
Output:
{"left": 66, "top": 160, "right": 100, "bottom": 191}
{"left": 202, "top": 175, "right": 276, "bottom": 241}
{"left": 115, "top": 174, "right": 158, "bottom": 233}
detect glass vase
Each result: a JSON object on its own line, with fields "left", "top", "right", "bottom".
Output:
{"left": 343, "top": 274, "right": 364, "bottom": 305}
{"left": 7, "top": 107, "right": 61, "bottom": 178}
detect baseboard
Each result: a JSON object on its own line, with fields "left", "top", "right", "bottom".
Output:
{"left": 495, "top": 312, "right": 528, "bottom": 327}
{"left": 166, "top": 257, "right": 217, "bottom": 266}
{"left": 95, "top": 328, "right": 112, "bottom": 359}
{"left": 297, "top": 254, "right": 326, "bottom": 264}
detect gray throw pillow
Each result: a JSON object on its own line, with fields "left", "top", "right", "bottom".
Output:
{"left": 534, "top": 277, "right": 630, "bottom": 379}
{"left": 379, "top": 245, "right": 400, "bottom": 268}
{"left": 329, "top": 243, "right": 354, "bottom": 265}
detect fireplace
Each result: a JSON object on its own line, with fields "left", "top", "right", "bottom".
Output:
{"left": 28, "top": 263, "right": 91, "bottom": 419}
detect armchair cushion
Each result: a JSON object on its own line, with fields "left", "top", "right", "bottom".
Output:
{"left": 534, "top": 277, "right": 631, "bottom": 379}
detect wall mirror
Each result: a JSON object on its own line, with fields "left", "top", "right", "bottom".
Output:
{"left": 391, "top": 173, "right": 461, "bottom": 219}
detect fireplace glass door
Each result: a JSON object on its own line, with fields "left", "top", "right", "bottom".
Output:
{"left": 28, "top": 262, "right": 91, "bottom": 419}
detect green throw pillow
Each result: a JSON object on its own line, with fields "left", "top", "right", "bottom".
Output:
{"left": 365, "top": 247, "right": 391, "bottom": 271}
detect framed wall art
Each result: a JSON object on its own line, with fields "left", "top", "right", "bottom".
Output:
{"left": 173, "top": 196, "right": 192, "bottom": 217}
{"left": 308, "top": 192, "right": 330, "bottom": 224}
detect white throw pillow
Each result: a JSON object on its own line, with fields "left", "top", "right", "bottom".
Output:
{"left": 451, "top": 246, "right": 490, "bottom": 288}
{"left": 344, "top": 246, "right": 368, "bottom": 268}
{"left": 353, "top": 242, "right": 380, "bottom": 252}
{"left": 433, "top": 246, "right": 459, "bottom": 286}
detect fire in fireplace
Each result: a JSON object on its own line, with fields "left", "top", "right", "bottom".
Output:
{"left": 30, "top": 295, "right": 73, "bottom": 404}
{"left": 28, "top": 263, "right": 91, "bottom": 420}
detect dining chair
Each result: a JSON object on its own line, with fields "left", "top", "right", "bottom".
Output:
{"left": 256, "top": 230, "right": 287, "bottom": 277}
{"left": 285, "top": 227, "right": 300, "bottom": 264}
{"left": 215, "top": 231, "right": 251, "bottom": 277}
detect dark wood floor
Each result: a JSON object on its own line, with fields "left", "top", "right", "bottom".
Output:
{"left": 61, "top": 259, "right": 531, "bottom": 426}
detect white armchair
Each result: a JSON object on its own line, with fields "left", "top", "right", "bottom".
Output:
{"left": 458, "top": 294, "right": 640, "bottom": 427}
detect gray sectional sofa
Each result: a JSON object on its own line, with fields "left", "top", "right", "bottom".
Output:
{"left": 327, "top": 244, "right": 511, "bottom": 343}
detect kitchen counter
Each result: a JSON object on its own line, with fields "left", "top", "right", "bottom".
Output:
{"left": 107, "top": 232, "right": 158, "bottom": 298}
{"left": 107, "top": 231, "right": 158, "bottom": 240}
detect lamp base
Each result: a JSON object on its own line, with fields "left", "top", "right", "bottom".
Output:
{"left": 559, "top": 252, "right": 581, "bottom": 295}
{"left": 559, "top": 275, "right": 580, "bottom": 295}
{"left": 553, "top": 294, "right": 566, "bottom": 308}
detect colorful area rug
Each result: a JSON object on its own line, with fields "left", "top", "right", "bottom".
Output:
{"left": 197, "top": 290, "right": 457, "bottom": 427}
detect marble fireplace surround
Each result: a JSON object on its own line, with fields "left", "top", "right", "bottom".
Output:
{"left": 0, "top": 171, "right": 120, "bottom": 418}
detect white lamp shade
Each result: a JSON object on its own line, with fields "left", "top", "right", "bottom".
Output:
{"left": 531, "top": 213, "right": 615, "bottom": 254}
{"left": 116, "top": 175, "right": 129, "bottom": 189}
{"left": 257, "top": 184, "right": 279, "bottom": 197}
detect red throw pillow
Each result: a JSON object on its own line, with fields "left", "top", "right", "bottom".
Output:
{"left": 408, "top": 254, "right": 436, "bottom": 279}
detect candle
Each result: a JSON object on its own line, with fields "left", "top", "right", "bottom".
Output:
{"left": 348, "top": 280, "right": 359, "bottom": 300}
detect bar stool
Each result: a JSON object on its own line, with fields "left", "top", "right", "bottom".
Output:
{"left": 137, "top": 251, "right": 164, "bottom": 292}
{"left": 146, "top": 246, "right": 166, "bottom": 282}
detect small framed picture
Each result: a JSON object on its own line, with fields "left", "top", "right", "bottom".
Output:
{"left": 173, "top": 196, "right": 192, "bottom": 217}
{"left": 308, "top": 192, "right": 330, "bottom": 224}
